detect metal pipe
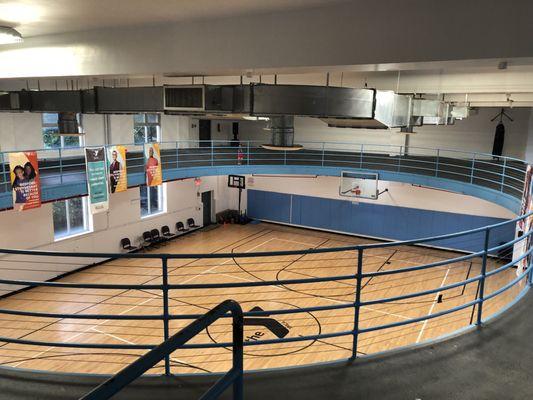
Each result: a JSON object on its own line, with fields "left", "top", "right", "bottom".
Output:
{"left": 476, "top": 228, "right": 490, "bottom": 326}
{"left": 351, "top": 249, "right": 363, "bottom": 359}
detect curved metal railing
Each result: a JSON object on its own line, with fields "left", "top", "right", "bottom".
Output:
{"left": 0, "top": 212, "right": 531, "bottom": 375}
{"left": 0, "top": 140, "right": 527, "bottom": 208}
{"left": 0, "top": 140, "right": 530, "bottom": 375}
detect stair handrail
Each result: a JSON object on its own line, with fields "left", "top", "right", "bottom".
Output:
{"left": 79, "top": 299, "right": 244, "bottom": 400}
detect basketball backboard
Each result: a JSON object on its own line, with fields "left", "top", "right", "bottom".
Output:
{"left": 228, "top": 174, "right": 246, "bottom": 189}
{"left": 339, "top": 171, "right": 379, "bottom": 200}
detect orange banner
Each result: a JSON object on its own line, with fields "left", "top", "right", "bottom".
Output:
{"left": 9, "top": 151, "right": 41, "bottom": 211}
{"left": 107, "top": 145, "right": 128, "bottom": 193}
{"left": 144, "top": 143, "right": 162, "bottom": 187}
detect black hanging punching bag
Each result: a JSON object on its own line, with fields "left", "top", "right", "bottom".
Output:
{"left": 492, "top": 122, "right": 505, "bottom": 157}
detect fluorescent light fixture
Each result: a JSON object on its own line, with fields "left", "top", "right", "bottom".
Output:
{"left": 0, "top": 26, "right": 23, "bottom": 45}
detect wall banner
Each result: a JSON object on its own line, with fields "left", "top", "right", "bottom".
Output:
{"left": 9, "top": 151, "right": 41, "bottom": 211}
{"left": 85, "top": 147, "right": 109, "bottom": 214}
{"left": 107, "top": 145, "right": 127, "bottom": 193}
{"left": 144, "top": 142, "right": 162, "bottom": 187}
{"left": 515, "top": 164, "right": 533, "bottom": 275}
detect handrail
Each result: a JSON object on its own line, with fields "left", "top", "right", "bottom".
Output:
{"left": 0, "top": 138, "right": 531, "bottom": 377}
{"left": 0, "top": 140, "right": 527, "bottom": 208}
{"left": 79, "top": 300, "right": 244, "bottom": 400}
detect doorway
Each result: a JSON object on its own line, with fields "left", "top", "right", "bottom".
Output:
{"left": 201, "top": 191, "right": 213, "bottom": 226}
{"left": 199, "top": 120, "right": 211, "bottom": 147}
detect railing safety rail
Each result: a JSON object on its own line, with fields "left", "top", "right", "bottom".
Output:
{"left": 0, "top": 140, "right": 527, "bottom": 202}
{"left": 79, "top": 300, "right": 244, "bottom": 400}
{"left": 0, "top": 212, "right": 529, "bottom": 371}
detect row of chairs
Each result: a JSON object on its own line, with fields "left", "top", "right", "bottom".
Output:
{"left": 121, "top": 218, "right": 200, "bottom": 252}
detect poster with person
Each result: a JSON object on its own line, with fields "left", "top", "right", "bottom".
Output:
{"left": 516, "top": 165, "right": 533, "bottom": 276}
{"left": 85, "top": 147, "right": 109, "bottom": 214}
{"left": 9, "top": 151, "right": 41, "bottom": 211}
{"left": 107, "top": 145, "right": 127, "bottom": 193}
{"left": 144, "top": 142, "right": 162, "bottom": 187}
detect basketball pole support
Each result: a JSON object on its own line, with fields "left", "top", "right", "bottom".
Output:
{"left": 351, "top": 249, "right": 363, "bottom": 360}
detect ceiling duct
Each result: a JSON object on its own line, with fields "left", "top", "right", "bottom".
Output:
{"left": 411, "top": 99, "right": 454, "bottom": 125}
{"left": 29, "top": 90, "right": 82, "bottom": 113}
{"left": 58, "top": 112, "right": 83, "bottom": 136}
{"left": 95, "top": 87, "right": 163, "bottom": 113}
{"left": 451, "top": 105, "right": 469, "bottom": 119}
{"left": 261, "top": 116, "right": 302, "bottom": 151}
{"left": 0, "top": 92, "right": 22, "bottom": 111}
{"left": 319, "top": 91, "right": 412, "bottom": 129}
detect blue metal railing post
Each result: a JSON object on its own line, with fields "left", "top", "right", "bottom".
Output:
{"left": 284, "top": 150, "right": 287, "bottom": 165}
{"left": 470, "top": 153, "right": 476, "bottom": 184}
{"left": 397, "top": 146, "right": 402, "bottom": 172}
{"left": 162, "top": 256, "right": 171, "bottom": 376}
{"left": 58, "top": 148, "right": 63, "bottom": 184}
{"left": 351, "top": 248, "right": 363, "bottom": 359}
{"left": 321, "top": 142, "right": 325, "bottom": 167}
{"left": 176, "top": 141, "right": 179, "bottom": 169}
{"left": 247, "top": 141, "right": 250, "bottom": 165}
{"left": 211, "top": 141, "right": 214, "bottom": 166}
{"left": 476, "top": 228, "right": 490, "bottom": 326}
{"left": 435, "top": 149, "right": 440, "bottom": 177}
{"left": 528, "top": 258, "right": 533, "bottom": 287}
{"left": 360, "top": 144, "right": 364, "bottom": 169}
{"left": 500, "top": 157, "right": 507, "bottom": 192}
{"left": 232, "top": 304, "right": 244, "bottom": 400}
{"left": 0, "top": 152, "right": 6, "bottom": 192}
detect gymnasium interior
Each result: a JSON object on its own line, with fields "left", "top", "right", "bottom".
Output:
{"left": 0, "top": 1, "right": 533, "bottom": 399}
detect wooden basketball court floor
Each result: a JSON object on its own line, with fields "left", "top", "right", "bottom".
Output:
{"left": 0, "top": 222, "right": 524, "bottom": 375}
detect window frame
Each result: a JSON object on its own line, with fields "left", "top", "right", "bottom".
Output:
{"left": 52, "top": 196, "right": 92, "bottom": 241}
{"left": 133, "top": 113, "right": 161, "bottom": 144}
{"left": 140, "top": 183, "right": 166, "bottom": 219}
{"left": 42, "top": 113, "right": 84, "bottom": 149}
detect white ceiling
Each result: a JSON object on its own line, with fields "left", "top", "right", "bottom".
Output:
{"left": 0, "top": 0, "right": 345, "bottom": 37}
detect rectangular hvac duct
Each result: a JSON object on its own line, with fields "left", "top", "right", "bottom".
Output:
{"left": 164, "top": 85, "right": 205, "bottom": 111}
{"left": 251, "top": 84, "right": 375, "bottom": 118}
{"left": 163, "top": 85, "right": 246, "bottom": 113}
{"left": 0, "top": 92, "right": 21, "bottom": 111}
{"left": 81, "top": 89, "right": 96, "bottom": 114}
{"left": 319, "top": 90, "right": 411, "bottom": 129}
{"left": 96, "top": 87, "right": 163, "bottom": 113}
{"left": 29, "top": 90, "right": 82, "bottom": 112}
{"left": 451, "top": 105, "right": 469, "bottom": 119}
{"left": 411, "top": 99, "right": 454, "bottom": 125}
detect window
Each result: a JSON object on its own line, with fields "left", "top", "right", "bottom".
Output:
{"left": 42, "top": 113, "right": 84, "bottom": 149}
{"left": 140, "top": 184, "right": 166, "bottom": 218}
{"left": 134, "top": 113, "right": 161, "bottom": 144}
{"left": 52, "top": 197, "right": 91, "bottom": 240}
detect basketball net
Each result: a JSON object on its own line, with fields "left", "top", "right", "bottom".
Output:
{"left": 350, "top": 188, "right": 360, "bottom": 205}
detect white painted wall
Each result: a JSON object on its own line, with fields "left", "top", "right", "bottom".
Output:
{"left": 525, "top": 111, "right": 533, "bottom": 163}
{"left": 0, "top": 112, "right": 194, "bottom": 151}
{"left": 0, "top": 175, "right": 230, "bottom": 295}
{"left": 0, "top": 112, "right": 42, "bottom": 152}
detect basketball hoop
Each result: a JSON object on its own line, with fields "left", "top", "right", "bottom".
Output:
{"left": 352, "top": 186, "right": 362, "bottom": 196}
{"left": 339, "top": 171, "right": 379, "bottom": 200}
